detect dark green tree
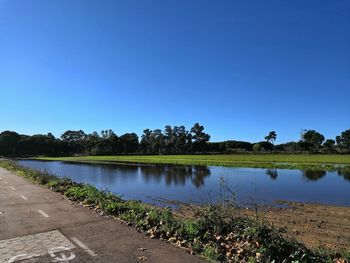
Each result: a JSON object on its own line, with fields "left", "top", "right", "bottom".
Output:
{"left": 336, "top": 129, "right": 350, "bottom": 152}
{"left": 175, "top": 126, "right": 188, "bottom": 153}
{"left": 190, "top": 123, "right": 210, "bottom": 152}
{"left": 264, "top": 131, "right": 277, "bottom": 144}
{"left": 140, "top": 129, "right": 152, "bottom": 154}
{"left": 61, "top": 130, "right": 87, "bottom": 153}
{"left": 302, "top": 130, "right": 325, "bottom": 152}
{"left": 119, "top": 133, "right": 139, "bottom": 153}
{"left": 0, "top": 131, "right": 21, "bottom": 156}
{"left": 323, "top": 139, "right": 335, "bottom": 152}
{"left": 61, "top": 130, "right": 86, "bottom": 142}
{"left": 164, "top": 125, "right": 175, "bottom": 154}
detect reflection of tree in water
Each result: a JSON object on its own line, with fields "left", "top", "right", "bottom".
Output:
{"left": 140, "top": 165, "right": 211, "bottom": 188}
{"left": 191, "top": 166, "right": 211, "bottom": 187}
{"left": 97, "top": 165, "right": 139, "bottom": 185}
{"left": 266, "top": 169, "right": 278, "bottom": 180}
{"left": 302, "top": 170, "right": 326, "bottom": 181}
{"left": 337, "top": 167, "right": 350, "bottom": 181}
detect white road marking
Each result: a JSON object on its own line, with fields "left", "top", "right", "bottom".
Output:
{"left": 4, "top": 181, "right": 8, "bottom": 184}
{"left": 48, "top": 247, "right": 76, "bottom": 262}
{"left": 0, "top": 230, "right": 75, "bottom": 262}
{"left": 38, "top": 210, "right": 49, "bottom": 218}
{"left": 71, "top": 237, "right": 97, "bottom": 257}
{"left": 10, "top": 186, "right": 16, "bottom": 190}
{"left": 8, "top": 253, "right": 29, "bottom": 263}
{"left": 20, "top": 195, "right": 28, "bottom": 201}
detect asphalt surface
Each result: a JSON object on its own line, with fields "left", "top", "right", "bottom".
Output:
{"left": 0, "top": 167, "right": 206, "bottom": 263}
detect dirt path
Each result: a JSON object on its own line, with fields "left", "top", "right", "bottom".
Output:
{"left": 0, "top": 167, "right": 205, "bottom": 263}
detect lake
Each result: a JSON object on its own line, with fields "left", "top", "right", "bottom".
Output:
{"left": 16, "top": 160, "right": 350, "bottom": 207}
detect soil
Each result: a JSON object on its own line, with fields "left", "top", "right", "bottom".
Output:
{"left": 177, "top": 202, "right": 350, "bottom": 251}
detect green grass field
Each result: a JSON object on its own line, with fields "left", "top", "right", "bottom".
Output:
{"left": 36, "top": 154, "right": 350, "bottom": 170}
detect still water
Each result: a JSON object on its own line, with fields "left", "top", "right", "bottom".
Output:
{"left": 16, "top": 160, "right": 350, "bottom": 207}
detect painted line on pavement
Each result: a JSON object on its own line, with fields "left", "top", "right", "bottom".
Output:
{"left": 10, "top": 186, "right": 16, "bottom": 191}
{"left": 38, "top": 210, "right": 50, "bottom": 218}
{"left": 20, "top": 195, "right": 28, "bottom": 201}
{"left": 71, "top": 237, "right": 97, "bottom": 257}
{"left": 1, "top": 230, "right": 76, "bottom": 262}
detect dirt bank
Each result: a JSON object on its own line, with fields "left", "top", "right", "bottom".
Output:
{"left": 178, "top": 202, "right": 350, "bottom": 251}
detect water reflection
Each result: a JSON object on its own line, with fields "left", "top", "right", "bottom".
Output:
{"left": 266, "top": 169, "right": 278, "bottom": 180}
{"left": 302, "top": 170, "right": 326, "bottom": 181}
{"left": 338, "top": 168, "right": 350, "bottom": 181}
{"left": 15, "top": 160, "right": 350, "bottom": 207}
{"left": 140, "top": 165, "right": 211, "bottom": 187}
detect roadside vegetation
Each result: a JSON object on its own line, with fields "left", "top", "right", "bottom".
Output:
{"left": 1, "top": 160, "right": 348, "bottom": 263}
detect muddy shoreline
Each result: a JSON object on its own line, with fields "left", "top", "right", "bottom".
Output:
{"left": 177, "top": 201, "right": 350, "bottom": 251}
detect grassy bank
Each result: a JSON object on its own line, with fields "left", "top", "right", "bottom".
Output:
{"left": 1, "top": 160, "right": 348, "bottom": 263}
{"left": 36, "top": 154, "right": 350, "bottom": 170}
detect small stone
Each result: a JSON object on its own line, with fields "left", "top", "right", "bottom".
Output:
{"left": 168, "top": 237, "right": 177, "bottom": 242}
{"left": 138, "top": 255, "right": 147, "bottom": 261}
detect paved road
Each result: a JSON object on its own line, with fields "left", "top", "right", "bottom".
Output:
{"left": 0, "top": 167, "right": 205, "bottom": 263}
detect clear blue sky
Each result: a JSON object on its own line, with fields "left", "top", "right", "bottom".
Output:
{"left": 0, "top": 0, "right": 349, "bottom": 143}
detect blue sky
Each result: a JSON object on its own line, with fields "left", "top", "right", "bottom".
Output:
{"left": 0, "top": 0, "right": 349, "bottom": 143}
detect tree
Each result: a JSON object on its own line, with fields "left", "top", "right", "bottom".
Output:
{"left": 151, "top": 129, "right": 165, "bottom": 154}
{"left": 323, "top": 139, "right": 335, "bottom": 152}
{"left": 224, "top": 141, "right": 253, "bottom": 152}
{"left": 264, "top": 131, "right": 277, "bottom": 144}
{"left": 253, "top": 141, "right": 274, "bottom": 152}
{"left": 336, "top": 129, "right": 350, "bottom": 152}
{"left": 119, "top": 133, "right": 139, "bottom": 153}
{"left": 259, "top": 141, "right": 274, "bottom": 151}
{"left": 175, "top": 126, "right": 188, "bottom": 153}
{"left": 47, "top": 133, "right": 55, "bottom": 140}
{"left": 86, "top": 129, "right": 119, "bottom": 155}
{"left": 60, "top": 130, "right": 87, "bottom": 153}
{"left": 190, "top": 123, "right": 210, "bottom": 152}
{"left": 85, "top": 131, "right": 101, "bottom": 154}
{"left": 61, "top": 130, "right": 86, "bottom": 142}
{"left": 164, "top": 125, "right": 175, "bottom": 154}
{"left": 302, "top": 130, "right": 325, "bottom": 152}
{"left": 140, "top": 129, "right": 152, "bottom": 154}
{"left": 275, "top": 141, "right": 299, "bottom": 152}
{"left": 108, "top": 132, "right": 120, "bottom": 154}
{"left": 253, "top": 143, "right": 261, "bottom": 152}
{"left": 0, "top": 131, "right": 21, "bottom": 156}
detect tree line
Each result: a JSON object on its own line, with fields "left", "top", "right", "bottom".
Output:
{"left": 0, "top": 123, "right": 209, "bottom": 156}
{"left": 207, "top": 129, "right": 350, "bottom": 154}
{"left": 0, "top": 124, "right": 349, "bottom": 157}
